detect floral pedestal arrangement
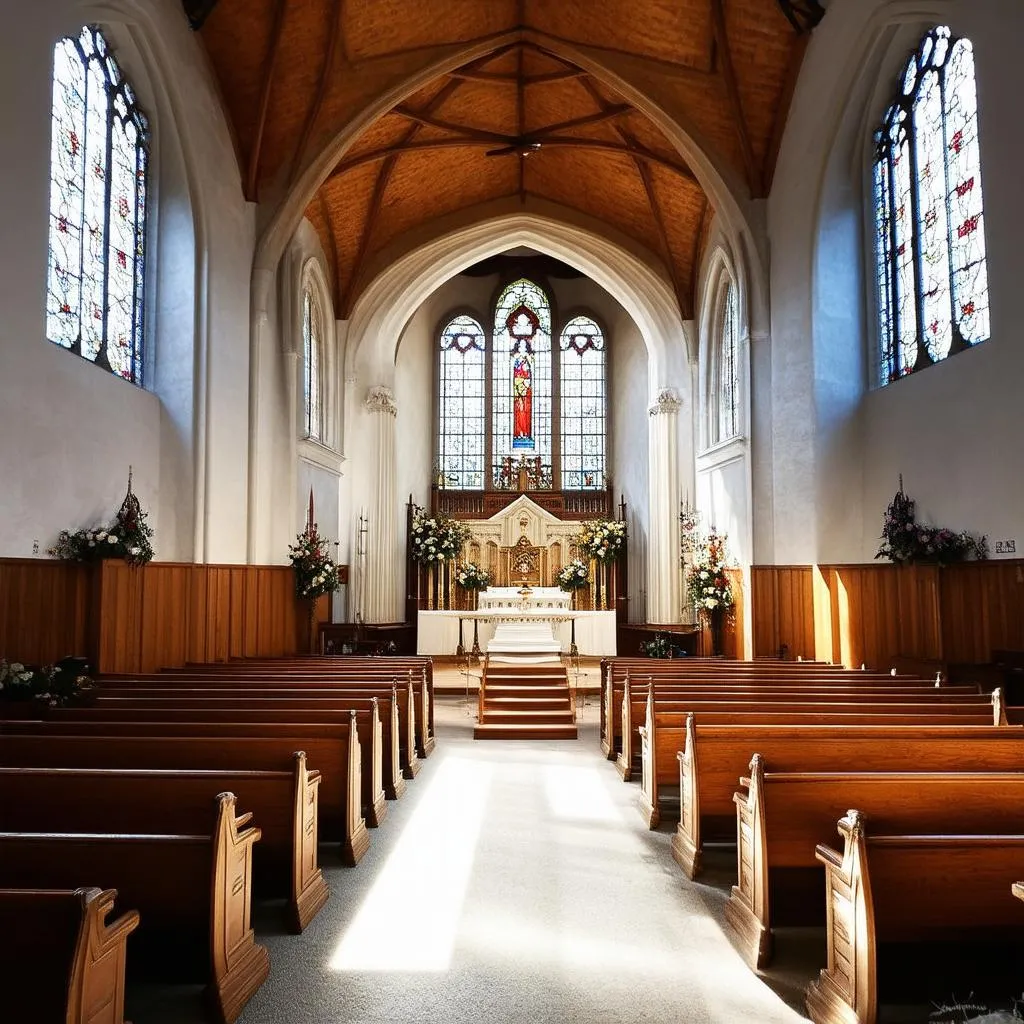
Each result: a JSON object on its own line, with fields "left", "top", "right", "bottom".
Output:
{"left": 289, "top": 521, "right": 341, "bottom": 654}
{"left": 686, "top": 531, "right": 734, "bottom": 658}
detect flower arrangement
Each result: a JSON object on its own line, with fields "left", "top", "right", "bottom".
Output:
{"left": 687, "top": 531, "right": 734, "bottom": 615}
{"left": 48, "top": 471, "right": 154, "bottom": 566}
{"left": 410, "top": 505, "right": 472, "bottom": 565}
{"left": 575, "top": 518, "right": 627, "bottom": 564}
{"left": 555, "top": 559, "right": 591, "bottom": 591}
{"left": 876, "top": 485, "right": 987, "bottom": 566}
{"left": 0, "top": 656, "right": 93, "bottom": 707}
{"left": 640, "top": 633, "right": 681, "bottom": 659}
{"left": 288, "top": 521, "right": 340, "bottom": 599}
{"left": 455, "top": 562, "right": 491, "bottom": 590}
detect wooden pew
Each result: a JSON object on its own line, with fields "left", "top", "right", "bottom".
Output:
{"left": 0, "top": 887, "right": 139, "bottom": 1024}
{"left": 727, "top": 755, "right": 1024, "bottom": 968}
{"left": 601, "top": 664, "right": 956, "bottom": 760}
{"left": 152, "top": 657, "right": 436, "bottom": 757}
{"left": 672, "top": 713, "right": 1024, "bottom": 880}
{"left": 805, "top": 811, "right": 1024, "bottom": 1024}
{"left": 638, "top": 688, "right": 1008, "bottom": 828}
{"left": 0, "top": 793, "right": 270, "bottom": 1024}
{"left": 615, "top": 679, "right": 986, "bottom": 780}
{"left": 92, "top": 682, "right": 417, "bottom": 788}
{"left": 0, "top": 717, "right": 371, "bottom": 866}
{"left": 30, "top": 700, "right": 390, "bottom": 829}
{"left": 0, "top": 757, "right": 329, "bottom": 933}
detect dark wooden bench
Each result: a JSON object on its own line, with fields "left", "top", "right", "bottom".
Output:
{"left": 727, "top": 756, "right": 1024, "bottom": 968}
{"left": 0, "top": 793, "right": 269, "bottom": 1024}
{"left": 0, "top": 758, "right": 329, "bottom": 933}
{"left": 30, "top": 701, "right": 390, "bottom": 829}
{"left": 600, "top": 664, "right": 952, "bottom": 760}
{"left": 0, "top": 887, "right": 139, "bottom": 1024}
{"left": 0, "top": 715, "right": 371, "bottom": 865}
{"left": 638, "top": 688, "right": 1007, "bottom": 827}
{"left": 614, "top": 679, "right": 985, "bottom": 780}
{"left": 671, "top": 715, "right": 1024, "bottom": 880}
{"left": 805, "top": 811, "right": 1024, "bottom": 1024}
{"left": 93, "top": 682, "right": 418, "bottom": 786}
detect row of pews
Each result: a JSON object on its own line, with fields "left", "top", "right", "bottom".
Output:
{"left": 0, "top": 654, "right": 434, "bottom": 1024}
{"left": 599, "top": 656, "right": 1024, "bottom": 1024}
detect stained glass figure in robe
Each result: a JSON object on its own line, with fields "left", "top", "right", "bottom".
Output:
{"left": 507, "top": 304, "right": 541, "bottom": 451}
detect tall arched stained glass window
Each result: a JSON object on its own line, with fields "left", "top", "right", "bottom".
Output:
{"left": 873, "top": 25, "right": 989, "bottom": 386}
{"left": 718, "top": 282, "right": 739, "bottom": 441}
{"left": 46, "top": 25, "right": 149, "bottom": 384}
{"left": 492, "top": 279, "right": 551, "bottom": 485}
{"left": 438, "top": 315, "right": 486, "bottom": 489}
{"left": 303, "top": 287, "right": 323, "bottom": 441}
{"left": 560, "top": 316, "right": 606, "bottom": 489}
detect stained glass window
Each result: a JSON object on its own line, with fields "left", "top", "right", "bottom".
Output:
{"left": 560, "top": 316, "right": 606, "bottom": 489}
{"left": 873, "top": 25, "right": 989, "bottom": 386}
{"left": 46, "top": 26, "right": 149, "bottom": 384}
{"left": 492, "top": 279, "right": 551, "bottom": 483}
{"left": 439, "top": 315, "right": 486, "bottom": 489}
{"left": 717, "top": 282, "right": 739, "bottom": 442}
{"left": 303, "top": 288, "right": 323, "bottom": 441}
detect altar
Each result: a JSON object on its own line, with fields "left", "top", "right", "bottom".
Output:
{"left": 477, "top": 586, "right": 570, "bottom": 610}
{"left": 416, "top": 608, "right": 617, "bottom": 657}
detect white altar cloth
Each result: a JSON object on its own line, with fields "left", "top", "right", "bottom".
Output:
{"left": 476, "top": 587, "right": 571, "bottom": 610}
{"left": 416, "top": 609, "right": 617, "bottom": 656}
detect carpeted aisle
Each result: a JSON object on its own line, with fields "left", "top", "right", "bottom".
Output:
{"left": 237, "top": 696, "right": 809, "bottom": 1024}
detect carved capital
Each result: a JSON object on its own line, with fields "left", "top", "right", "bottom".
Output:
{"left": 648, "top": 387, "right": 682, "bottom": 417}
{"left": 364, "top": 386, "right": 397, "bottom": 416}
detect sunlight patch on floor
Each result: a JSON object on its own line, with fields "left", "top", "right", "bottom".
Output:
{"left": 330, "top": 756, "right": 492, "bottom": 972}
{"left": 541, "top": 764, "right": 622, "bottom": 824}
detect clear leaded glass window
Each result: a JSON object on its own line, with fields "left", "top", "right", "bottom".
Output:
{"left": 560, "top": 316, "right": 606, "bottom": 489}
{"left": 718, "top": 283, "right": 739, "bottom": 441}
{"left": 438, "top": 315, "right": 486, "bottom": 489}
{"left": 492, "top": 279, "right": 552, "bottom": 482}
{"left": 303, "top": 288, "right": 323, "bottom": 441}
{"left": 873, "top": 25, "right": 989, "bottom": 386}
{"left": 46, "top": 25, "right": 149, "bottom": 384}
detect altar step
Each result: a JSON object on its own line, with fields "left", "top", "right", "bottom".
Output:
{"left": 474, "top": 661, "right": 577, "bottom": 741}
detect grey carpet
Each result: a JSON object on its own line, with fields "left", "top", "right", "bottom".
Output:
{"left": 232, "top": 696, "right": 810, "bottom": 1024}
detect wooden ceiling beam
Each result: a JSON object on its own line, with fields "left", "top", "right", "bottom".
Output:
{"left": 516, "top": 43, "right": 526, "bottom": 203}
{"left": 288, "top": 0, "right": 343, "bottom": 187}
{"left": 764, "top": 32, "right": 809, "bottom": 195}
{"left": 532, "top": 105, "right": 632, "bottom": 137}
{"left": 344, "top": 30, "right": 516, "bottom": 67}
{"left": 709, "top": 0, "right": 762, "bottom": 196}
{"left": 579, "top": 76, "right": 691, "bottom": 320}
{"left": 392, "top": 106, "right": 512, "bottom": 143}
{"left": 246, "top": 0, "right": 288, "bottom": 202}
{"left": 329, "top": 136, "right": 698, "bottom": 180}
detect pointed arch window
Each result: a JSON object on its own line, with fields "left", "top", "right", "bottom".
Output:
{"left": 438, "top": 315, "right": 486, "bottom": 489}
{"left": 46, "top": 25, "right": 149, "bottom": 384}
{"left": 303, "top": 287, "right": 324, "bottom": 441}
{"left": 560, "top": 316, "right": 606, "bottom": 489}
{"left": 873, "top": 25, "right": 990, "bottom": 386}
{"left": 435, "top": 277, "right": 608, "bottom": 492}
{"left": 717, "top": 282, "right": 740, "bottom": 442}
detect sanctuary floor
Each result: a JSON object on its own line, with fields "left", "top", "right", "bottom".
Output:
{"left": 125, "top": 697, "right": 1007, "bottom": 1024}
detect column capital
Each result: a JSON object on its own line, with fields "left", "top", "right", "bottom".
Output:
{"left": 648, "top": 387, "right": 682, "bottom": 417}
{"left": 364, "top": 385, "right": 397, "bottom": 416}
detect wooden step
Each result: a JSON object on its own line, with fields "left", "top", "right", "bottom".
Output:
{"left": 484, "top": 685, "right": 572, "bottom": 700}
{"left": 484, "top": 697, "right": 573, "bottom": 711}
{"left": 473, "top": 722, "right": 579, "bottom": 740}
{"left": 480, "top": 710, "right": 576, "bottom": 725}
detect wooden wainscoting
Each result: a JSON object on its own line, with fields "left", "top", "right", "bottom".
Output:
{"left": 0, "top": 559, "right": 327, "bottom": 673}
{"left": 751, "top": 560, "right": 1024, "bottom": 669}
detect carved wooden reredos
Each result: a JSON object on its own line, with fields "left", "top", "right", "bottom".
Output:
{"left": 462, "top": 495, "right": 580, "bottom": 588}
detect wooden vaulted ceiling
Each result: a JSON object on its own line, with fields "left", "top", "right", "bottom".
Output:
{"left": 198, "top": 1, "right": 810, "bottom": 319}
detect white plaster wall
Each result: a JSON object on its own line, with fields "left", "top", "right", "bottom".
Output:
{"left": 0, "top": 0, "right": 252, "bottom": 563}
{"left": 768, "top": 0, "right": 1024, "bottom": 564}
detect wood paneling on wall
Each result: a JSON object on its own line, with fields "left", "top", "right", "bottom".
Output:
{"left": 0, "top": 559, "right": 92, "bottom": 666}
{"left": 750, "top": 566, "right": 814, "bottom": 659}
{"left": 752, "top": 560, "right": 1024, "bottom": 668}
{"left": 0, "top": 559, "right": 326, "bottom": 673}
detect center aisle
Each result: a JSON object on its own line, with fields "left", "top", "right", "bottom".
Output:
{"left": 240, "top": 697, "right": 809, "bottom": 1024}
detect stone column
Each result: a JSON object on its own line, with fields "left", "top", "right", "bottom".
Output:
{"left": 362, "top": 385, "right": 399, "bottom": 623}
{"left": 647, "top": 388, "right": 683, "bottom": 623}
